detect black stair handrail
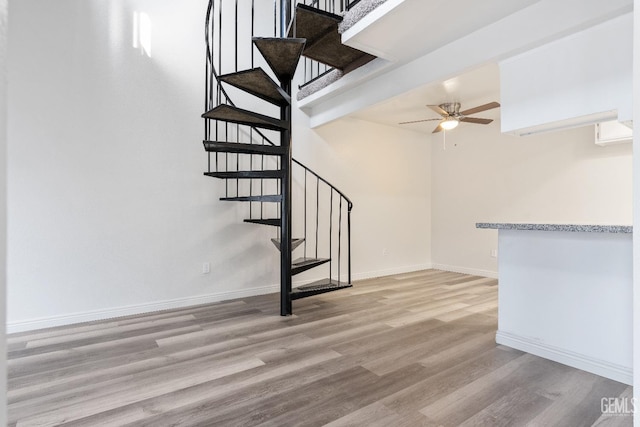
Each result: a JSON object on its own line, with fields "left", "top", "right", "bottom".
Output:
{"left": 293, "top": 157, "right": 353, "bottom": 284}
{"left": 293, "top": 158, "right": 352, "bottom": 208}
{"left": 204, "top": 0, "right": 277, "bottom": 148}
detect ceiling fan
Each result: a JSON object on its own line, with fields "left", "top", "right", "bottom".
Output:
{"left": 399, "top": 101, "right": 500, "bottom": 133}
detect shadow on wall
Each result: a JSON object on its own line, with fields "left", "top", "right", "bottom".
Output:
{"left": 291, "top": 113, "right": 432, "bottom": 280}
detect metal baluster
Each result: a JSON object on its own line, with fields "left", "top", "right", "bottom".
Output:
{"left": 261, "top": 138, "right": 265, "bottom": 219}
{"left": 236, "top": 151, "right": 240, "bottom": 197}
{"left": 347, "top": 204, "right": 351, "bottom": 284}
{"left": 218, "top": 0, "right": 222, "bottom": 89}
{"left": 249, "top": 0, "right": 255, "bottom": 218}
{"left": 235, "top": 0, "right": 238, "bottom": 71}
{"left": 225, "top": 128, "right": 229, "bottom": 197}
{"left": 218, "top": 0, "right": 229, "bottom": 197}
{"left": 213, "top": 6, "right": 218, "bottom": 172}
{"left": 249, "top": 132, "right": 253, "bottom": 215}
{"left": 235, "top": 0, "right": 240, "bottom": 197}
{"left": 215, "top": 125, "right": 219, "bottom": 172}
{"left": 205, "top": 29, "right": 210, "bottom": 173}
{"left": 214, "top": 0, "right": 220, "bottom": 172}
{"left": 329, "top": 188, "right": 333, "bottom": 280}
{"left": 315, "top": 178, "right": 319, "bottom": 258}
{"left": 205, "top": 2, "right": 210, "bottom": 169}
{"left": 338, "top": 196, "right": 342, "bottom": 283}
{"left": 304, "top": 170, "right": 307, "bottom": 259}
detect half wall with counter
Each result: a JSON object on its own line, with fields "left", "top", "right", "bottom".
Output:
{"left": 477, "top": 223, "right": 632, "bottom": 385}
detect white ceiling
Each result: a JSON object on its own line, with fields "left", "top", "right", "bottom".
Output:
{"left": 343, "top": 0, "right": 540, "bottom": 62}
{"left": 351, "top": 63, "right": 501, "bottom": 134}
{"left": 308, "top": 0, "right": 631, "bottom": 128}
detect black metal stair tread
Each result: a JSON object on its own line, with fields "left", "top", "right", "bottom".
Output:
{"left": 204, "top": 170, "right": 282, "bottom": 179}
{"left": 291, "top": 279, "right": 352, "bottom": 300}
{"left": 203, "top": 141, "right": 284, "bottom": 156}
{"left": 244, "top": 218, "right": 281, "bottom": 227}
{"left": 220, "top": 195, "right": 282, "bottom": 202}
{"left": 271, "top": 238, "right": 304, "bottom": 251}
{"left": 253, "top": 37, "right": 306, "bottom": 82}
{"left": 290, "top": 4, "right": 375, "bottom": 71}
{"left": 202, "top": 104, "right": 288, "bottom": 131}
{"left": 219, "top": 68, "right": 291, "bottom": 106}
{"left": 289, "top": 4, "right": 341, "bottom": 40}
{"left": 291, "top": 257, "right": 330, "bottom": 276}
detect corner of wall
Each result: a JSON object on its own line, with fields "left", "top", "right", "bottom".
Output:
{"left": 0, "top": 0, "right": 9, "bottom": 423}
{"left": 631, "top": 0, "right": 640, "bottom": 413}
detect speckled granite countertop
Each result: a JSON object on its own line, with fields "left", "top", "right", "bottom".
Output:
{"left": 476, "top": 223, "right": 632, "bottom": 234}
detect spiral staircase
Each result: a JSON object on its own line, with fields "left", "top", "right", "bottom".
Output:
{"left": 202, "top": 1, "right": 375, "bottom": 315}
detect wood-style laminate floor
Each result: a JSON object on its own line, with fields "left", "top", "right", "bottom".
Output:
{"left": 8, "top": 270, "right": 633, "bottom": 426}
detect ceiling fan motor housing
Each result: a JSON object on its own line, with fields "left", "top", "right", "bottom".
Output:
{"left": 440, "top": 102, "right": 461, "bottom": 117}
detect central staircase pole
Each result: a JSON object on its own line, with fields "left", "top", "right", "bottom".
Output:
{"left": 280, "top": 0, "right": 292, "bottom": 38}
{"left": 279, "top": 0, "right": 294, "bottom": 317}
{"left": 280, "top": 77, "right": 293, "bottom": 316}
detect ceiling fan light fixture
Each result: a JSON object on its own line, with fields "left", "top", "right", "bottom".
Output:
{"left": 440, "top": 117, "right": 459, "bottom": 130}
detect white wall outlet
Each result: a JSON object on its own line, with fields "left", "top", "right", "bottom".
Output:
{"left": 202, "top": 262, "right": 211, "bottom": 274}
{"left": 382, "top": 248, "right": 388, "bottom": 256}
{"left": 491, "top": 249, "right": 498, "bottom": 258}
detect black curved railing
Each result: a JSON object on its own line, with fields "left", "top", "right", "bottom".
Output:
{"left": 293, "top": 158, "right": 353, "bottom": 284}
{"left": 204, "top": 0, "right": 353, "bottom": 287}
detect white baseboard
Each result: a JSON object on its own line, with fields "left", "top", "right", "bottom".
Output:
{"left": 351, "top": 263, "right": 433, "bottom": 281}
{"left": 431, "top": 263, "right": 498, "bottom": 279}
{"left": 496, "top": 330, "right": 632, "bottom": 385}
{"left": 7, "top": 284, "right": 279, "bottom": 334}
{"left": 8, "top": 264, "right": 437, "bottom": 333}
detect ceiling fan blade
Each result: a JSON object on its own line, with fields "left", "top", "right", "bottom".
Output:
{"left": 432, "top": 123, "right": 443, "bottom": 133}
{"left": 460, "top": 101, "right": 500, "bottom": 116}
{"left": 398, "top": 118, "right": 442, "bottom": 125}
{"left": 460, "top": 117, "right": 493, "bottom": 125}
{"left": 427, "top": 105, "right": 448, "bottom": 116}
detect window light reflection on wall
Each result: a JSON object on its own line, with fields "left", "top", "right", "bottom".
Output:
{"left": 133, "top": 11, "right": 152, "bottom": 57}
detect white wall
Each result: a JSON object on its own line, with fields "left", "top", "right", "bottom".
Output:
{"left": 431, "top": 121, "right": 632, "bottom": 276}
{"left": 0, "top": 0, "right": 8, "bottom": 422}
{"left": 7, "top": 0, "right": 431, "bottom": 331}
{"left": 500, "top": 13, "right": 633, "bottom": 133}
{"left": 292, "top": 114, "right": 431, "bottom": 279}
{"left": 8, "top": 0, "right": 256, "bottom": 331}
